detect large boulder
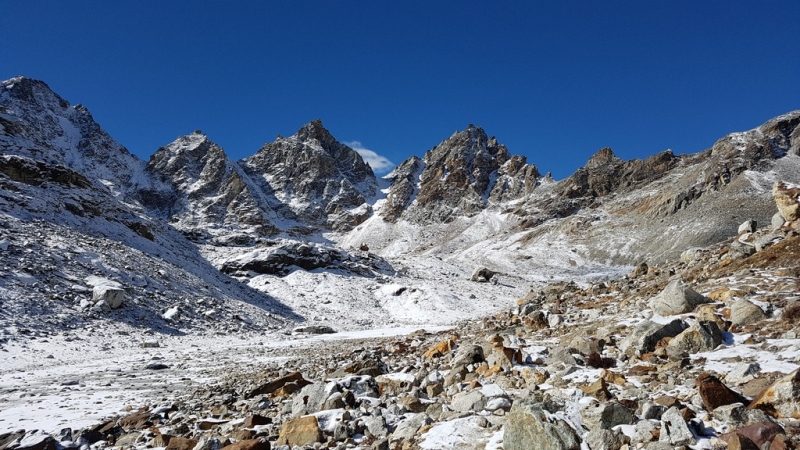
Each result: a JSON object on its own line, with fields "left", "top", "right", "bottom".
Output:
{"left": 89, "top": 278, "right": 125, "bottom": 309}
{"left": 748, "top": 369, "right": 800, "bottom": 418}
{"left": 450, "top": 390, "right": 487, "bottom": 412}
{"left": 648, "top": 278, "right": 709, "bottom": 316}
{"left": 666, "top": 321, "right": 723, "bottom": 358}
{"left": 730, "top": 300, "right": 767, "bottom": 327}
{"left": 773, "top": 181, "right": 800, "bottom": 222}
{"left": 659, "top": 406, "right": 695, "bottom": 447}
{"left": 696, "top": 373, "right": 749, "bottom": 411}
{"left": 620, "top": 319, "right": 687, "bottom": 356}
{"left": 291, "top": 382, "right": 337, "bottom": 417}
{"left": 505, "top": 402, "right": 581, "bottom": 450}
{"left": 470, "top": 267, "right": 498, "bottom": 282}
{"left": 276, "top": 416, "right": 323, "bottom": 447}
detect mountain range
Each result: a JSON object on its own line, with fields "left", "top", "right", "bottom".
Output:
{"left": 1, "top": 75, "right": 799, "bottom": 337}
{"left": 3, "top": 76, "right": 800, "bottom": 449}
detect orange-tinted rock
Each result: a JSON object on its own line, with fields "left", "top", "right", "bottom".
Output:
{"left": 245, "top": 371, "right": 310, "bottom": 399}
{"left": 276, "top": 416, "right": 323, "bottom": 447}
{"left": 165, "top": 436, "right": 198, "bottom": 450}
{"left": 423, "top": 335, "right": 458, "bottom": 359}
{"left": 748, "top": 370, "right": 800, "bottom": 418}
{"left": 220, "top": 439, "right": 270, "bottom": 450}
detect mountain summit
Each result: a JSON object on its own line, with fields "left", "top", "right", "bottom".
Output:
{"left": 241, "top": 119, "right": 377, "bottom": 231}
{"left": 385, "top": 125, "right": 540, "bottom": 223}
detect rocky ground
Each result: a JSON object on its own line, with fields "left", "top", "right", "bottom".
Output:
{"left": 2, "top": 194, "right": 800, "bottom": 450}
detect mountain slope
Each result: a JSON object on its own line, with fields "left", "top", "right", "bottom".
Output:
{"left": 144, "top": 131, "right": 279, "bottom": 241}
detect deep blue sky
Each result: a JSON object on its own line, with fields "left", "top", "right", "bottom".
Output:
{"left": 2, "top": 2, "right": 798, "bottom": 178}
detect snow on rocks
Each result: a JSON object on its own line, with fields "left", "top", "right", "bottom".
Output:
{"left": 773, "top": 180, "right": 800, "bottom": 222}
{"left": 647, "top": 277, "right": 710, "bottom": 316}
{"left": 86, "top": 276, "right": 125, "bottom": 310}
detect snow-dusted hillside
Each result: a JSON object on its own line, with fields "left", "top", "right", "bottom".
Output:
{"left": 2, "top": 76, "right": 799, "bottom": 343}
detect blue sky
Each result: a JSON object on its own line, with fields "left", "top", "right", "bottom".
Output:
{"left": 1, "top": 1, "right": 798, "bottom": 178}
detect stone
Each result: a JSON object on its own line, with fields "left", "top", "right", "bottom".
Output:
{"left": 92, "top": 283, "right": 124, "bottom": 309}
{"left": 243, "top": 414, "right": 272, "bottom": 428}
{"left": 470, "top": 267, "right": 498, "bottom": 282}
{"left": 10, "top": 433, "right": 57, "bottom": 450}
{"left": 246, "top": 371, "right": 310, "bottom": 399}
{"left": 565, "top": 335, "right": 604, "bottom": 356}
{"left": 729, "top": 240, "right": 756, "bottom": 259}
{"left": 666, "top": 321, "right": 723, "bottom": 358}
{"left": 630, "top": 262, "right": 648, "bottom": 278}
{"left": 580, "top": 378, "right": 613, "bottom": 401}
{"left": 585, "top": 428, "right": 628, "bottom": 450}
{"left": 292, "top": 325, "right": 336, "bottom": 334}
{"left": 164, "top": 436, "right": 197, "bottom": 450}
{"left": 375, "top": 373, "right": 415, "bottom": 397}
{"left": 721, "top": 433, "right": 760, "bottom": 450}
{"left": 697, "top": 373, "right": 749, "bottom": 411}
{"left": 738, "top": 220, "right": 757, "bottom": 234}
{"left": 392, "top": 413, "right": 432, "bottom": 442}
{"left": 632, "top": 420, "right": 659, "bottom": 444}
{"left": 486, "top": 345, "right": 521, "bottom": 370}
{"left": 423, "top": 335, "right": 458, "bottom": 359}
{"left": 220, "top": 439, "right": 270, "bottom": 450}
{"left": 640, "top": 402, "right": 666, "bottom": 420}
{"left": 397, "top": 395, "right": 426, "bottom": 413}
{"left": 545, "top": 345, "right": 579, "bottom": 366}
{"left": 450, "top": 390, "right": 487, "bottom": 412}
{"left": 748, "top": 369, "right": 800, "bottom": 418}
{"left": 118, "top": 409, "right": 152, "bottom": 430}
{"left": 712, "top": 403, "right": 748, "bottom": 426}
{"left": 620, "top": 319, "right": 687, "bottom": 356}
{"left": 681, "top": 248, "right": 703, "bottom": 263}
{"left": 648, "top": 278, "right": 709, "bottom": 316}
{"left": 659, "top": 406, "right": 695, "bottom": 447}
{"left": 505, "top": 402, "right": 581, "bottom": 450}
{"left": 363, "top": 414, "right": 389, "bottom": 437}
{"left": 145, "top": 361, "right": 170, "bottom": 370}
{"left": 276, "top": 416, "right": 323, "bottom": 447}
{"left": 773, "top": 181, "right": 800, "bottom": 221}
{"left": 721, "top": 422, "right": 787, "bottom": 449}
{"left": 518, "top": 366, "right": 549, "bottom": 388}
{"left": 772, "top": 211, "right": 786, "bottom": 230}
{"left": 581, "top": 401, "right": 635, "bottom": 430}
{"left": 291, "top": 382, "right": 337, "bottom": 417}
{"left": 729, "top": 300, "right": 766, "bottom": 327}
{"left": 450, "top": 344, "right": 484, "bottom": 367}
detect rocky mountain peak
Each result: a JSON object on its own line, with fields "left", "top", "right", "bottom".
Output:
{"left": 144, "top": 133, "right": 276, "bottom": 237}
{"left": 585, "top": 147, "right": 620, "bottom": 169}
{"left": 392, "top": 125, "right": 539, "bottom": 223}
{"left": 2, "top": 76, "right": 69, "bottom": 110}
{"left": 1, "top": 76, "right": 145, "bottom": 196}
{"left": 240, "top": 121, "right": 377, "bottom": 231}
{"left": 295, "top": 118, "right": 333, "bottom": 144}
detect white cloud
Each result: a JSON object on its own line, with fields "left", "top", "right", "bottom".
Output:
{"left": 345, "top": 141, "right": 395, "bottom": 175}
